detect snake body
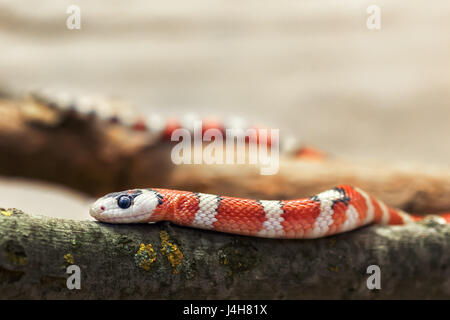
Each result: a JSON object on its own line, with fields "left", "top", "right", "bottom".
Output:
{"left": 90, "top": 185, "right": 450, "bottom": 239}
{"left": 30, "top": 90, "right": 316, "bottom": 157}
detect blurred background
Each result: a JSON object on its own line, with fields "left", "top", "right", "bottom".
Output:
{"left": 0, "top": 0, "right": 449, "bottom": 219}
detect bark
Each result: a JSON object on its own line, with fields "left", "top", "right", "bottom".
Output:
{"left": 0, "top": 208, "right": 449, "bottom": 299}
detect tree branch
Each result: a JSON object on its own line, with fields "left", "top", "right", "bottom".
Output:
{"left": 1, "top": 209, "right": 449, "bottom": 299}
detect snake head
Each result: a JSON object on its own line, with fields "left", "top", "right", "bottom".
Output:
{"left": 90, "top": 189, "right": 161, "bottom": 223}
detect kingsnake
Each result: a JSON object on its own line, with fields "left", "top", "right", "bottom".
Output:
{"left": 30, "top": 91, "right": 450, "bottom": 238}
{"left": 89, "top": 185, "right": 450, "bottom": 239}
{"left": 29, "top": 90, "right": 326, "bottom": 159}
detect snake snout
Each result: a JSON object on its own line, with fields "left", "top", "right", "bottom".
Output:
{"left": 89, "top": 200, "right": 106, "bottom": 220}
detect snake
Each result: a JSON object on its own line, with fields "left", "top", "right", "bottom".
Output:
{"left": 89, "top": 185, "right": 450, "bottom": 239}
{"left": 29, "top": 90, "right": 322, "bottom": 158}
{"left": 29, "top": 90, "right": 450, "bottom": 238}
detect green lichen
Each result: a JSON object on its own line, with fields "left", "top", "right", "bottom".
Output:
{"left": 217, "top": 240, "right": 260, "bottom": 290}
{"left": 218, "top": 240, "right": 259, "bottom": 274}
{"left": 3, "top": 240, "right": 27, "bottom": 266}
{"left": 63, "top": 253, "right": 74, "bottom": 264}
{"left": 134, "top": 243, "right": 157, "bottom": 271}
{"left": 328, "top": 264, "right": 339, "bottom": 272}
{"left": 0, "top": 209, "right": 14, "bottom": 217}
{"left": 159, "top": 231, "right": 183, "bottom": 274}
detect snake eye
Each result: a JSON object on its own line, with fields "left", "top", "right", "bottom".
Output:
{"left": 117, "top": 195, "right": 132, "bottom": 209}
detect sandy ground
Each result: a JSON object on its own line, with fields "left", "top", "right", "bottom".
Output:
{"left": 0, "top": 0, "right": 449, "bottom": 219}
